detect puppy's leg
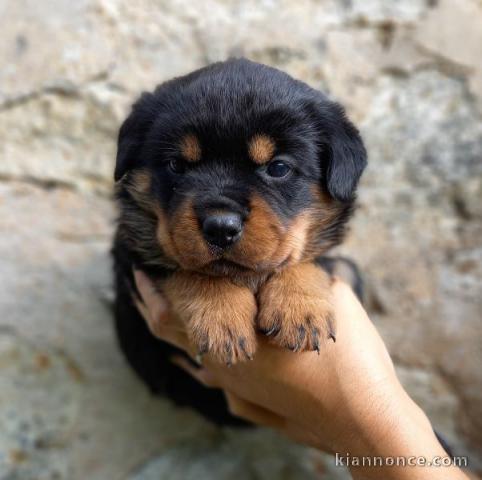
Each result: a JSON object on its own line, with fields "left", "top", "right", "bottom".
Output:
{"left": 162, "top": 272, "right": 257, "bottom": 364}
{"left": 257, "top": 262, "right": 335, "bottom": 352}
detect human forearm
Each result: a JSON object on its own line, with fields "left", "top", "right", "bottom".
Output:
{"left": 335, "top": 385, "right": 468, "bottom": 480}
{"left": 132, "top": 272, "right": 469, "bottom": 480}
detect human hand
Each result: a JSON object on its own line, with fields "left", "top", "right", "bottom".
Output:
{"left": 133, "top": 271, "right": 467, "bottom": 479}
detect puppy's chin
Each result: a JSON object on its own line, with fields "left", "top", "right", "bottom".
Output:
{"left": 200, "top": 259, "right": 254, "bottom": 277}
{"left": 182, "top": 251, "right": 295, "bottom": 278}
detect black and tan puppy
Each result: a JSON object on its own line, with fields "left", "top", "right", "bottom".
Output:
{"left": 113, "top": 58, "right": 366, "bottom": 425}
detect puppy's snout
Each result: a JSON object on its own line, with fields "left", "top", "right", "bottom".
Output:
{"left": 202, "top": 212, "right": 243, "bottom": 248}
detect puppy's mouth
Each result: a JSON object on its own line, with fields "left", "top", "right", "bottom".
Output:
{"left": 204, "top": 258, "right": 252, "bottom": 275}
{"left": 162, "top": 196, "right": 310, "bottom": 276}
{"left": 198, "top": 254, "right": 293, "bottom": 277}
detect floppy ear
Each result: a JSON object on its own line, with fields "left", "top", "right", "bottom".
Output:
{"left": 114, "top": 92, "right": 155, "bottom": 182}
{"left": 317, "top": 101, "right": 367, "bottom": 202}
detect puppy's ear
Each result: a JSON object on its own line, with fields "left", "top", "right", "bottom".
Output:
{"left": 114, "top": 93, "right": 155, "bottom": 182}
{"left": 315, "top": 100, "right": 367, "bottom": 202}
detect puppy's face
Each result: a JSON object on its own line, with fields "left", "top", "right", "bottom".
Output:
{"left": 115, "top": 60, "right": 366, "bottom": 276}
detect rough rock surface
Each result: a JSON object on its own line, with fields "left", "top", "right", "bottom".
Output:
{"left": 1, "top": 0, "right": 481, "bottom": 478}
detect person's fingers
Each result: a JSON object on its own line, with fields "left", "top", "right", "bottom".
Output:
{"left": 223, "top": 391, "right": 284, "bottom": 429}
{"left": 133, "top": 295, "right": 151, "bottom": 324}
{"left": 170, "top": 355, "right": 220, "bottom": 388}
{"left": 133, "top": 270, "right": 192, "bottom": 351}
{"left": 223, "top": 392, "right": 326, "bottom": 450}
{"left": 133, "top": 293, "right": 188, "bottom": 349}
{"left": 133, "top": 287, "right": 170, "bottom": 340}
{"left": 171, "top": 356, "right": 288, "bottom": 431}
{"left": 134, "top": 270, "right": 170, "bottom": 325}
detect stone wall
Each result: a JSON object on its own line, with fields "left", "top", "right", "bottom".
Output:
{"left": 1, "top": 1, "right": 481, "bottom": 478}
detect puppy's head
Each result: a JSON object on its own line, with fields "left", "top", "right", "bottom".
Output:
{"left": 115, "top": 59, "right": 366, "bottom": 276}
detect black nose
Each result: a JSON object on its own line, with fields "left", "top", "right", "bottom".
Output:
{"left": 202, "top": 212, "right": 243, "bottom": 248}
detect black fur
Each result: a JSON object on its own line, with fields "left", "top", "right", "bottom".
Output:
{"left": 113, "top": 58, "right": 367, "bottom": 425}
{"left": 112, "top": 241, "right": 248, "bottom": 426}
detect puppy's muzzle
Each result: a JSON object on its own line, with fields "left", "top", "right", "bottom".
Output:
{"left": 202, "top": 212, "right": 243, "bottom": 248}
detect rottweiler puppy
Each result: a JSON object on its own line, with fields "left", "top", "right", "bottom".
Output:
{"left": 112, "top": 58, "right": 367, "bottom": 425}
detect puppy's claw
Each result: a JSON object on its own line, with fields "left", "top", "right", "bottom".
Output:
{"left": 238, "top": 337, "right": 253, "bottom": 361}
{"left": 296, "top": 325, "right": 306, "bottom": 351}
{"left": 265, "top": 325, "right": 280, "bottom": 337}
{"left": 311, "top": 327, "right": 320, "bottom": 353}
{"left": 224, "top": 341, "right": 233, "bottom": 366}
{"left": 326, "top": 313, "right": 336, "bottom": 343}
{"left": 198, "top": 340, "right": 209, "bottom": 356}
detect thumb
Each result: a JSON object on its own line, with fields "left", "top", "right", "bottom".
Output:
{"left": 133, "top": 269, "right": 170, "bottom": 334}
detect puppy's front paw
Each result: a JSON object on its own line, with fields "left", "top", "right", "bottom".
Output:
{"left": 257, "top": 263, "right": 335, "bottom": 352}
{"left": 188, "top": 296, "right": 257, "bottom": 365}
{"left": 163, "top": 273, "right": 257, "bottom": 365}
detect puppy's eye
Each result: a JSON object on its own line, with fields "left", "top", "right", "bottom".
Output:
{"left": 266, "top": 160, "right": 291, "bottom": 178}
{"left": 168, "top": 158, "right": 186, "bottom": 174}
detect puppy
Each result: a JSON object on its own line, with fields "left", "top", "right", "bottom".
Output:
{"left": 112, "top": 58, "right": 366, "bottom": 424}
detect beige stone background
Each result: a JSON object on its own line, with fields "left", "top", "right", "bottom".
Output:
{"left": 1, "top": 0, "right": 481, "bottom": 478}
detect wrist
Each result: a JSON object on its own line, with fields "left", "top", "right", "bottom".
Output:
{"left": 329, "top": 383, "right": 464, "bottom": 479}
{"left": 324, "top": 380, "right": 434, "bottom": 456}
{"left": 336, "top": 382, "right": 433, "bottom": 456}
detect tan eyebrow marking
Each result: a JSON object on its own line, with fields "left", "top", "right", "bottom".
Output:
{"left": 248, "top": 134, "right": 276, "bottom": 165}
{"left": 180, "top": 134, "right": 201, "bottom": 162}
